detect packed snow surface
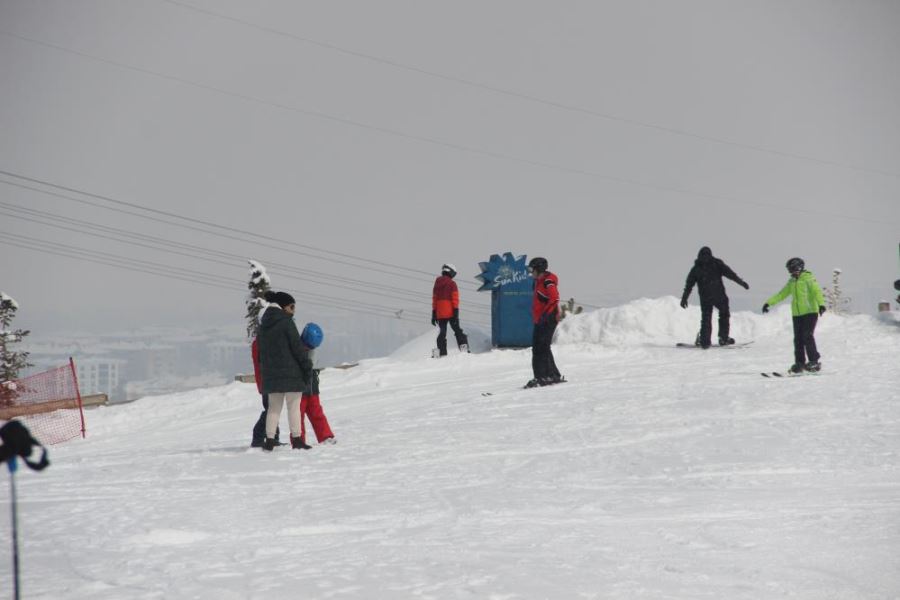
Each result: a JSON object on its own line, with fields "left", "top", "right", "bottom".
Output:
{"left": 3, "top": 298, "right": 899, "bottom": 599}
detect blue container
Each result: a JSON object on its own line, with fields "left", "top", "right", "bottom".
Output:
{"left": 476, "top": 253, "right": 533, "bottom": 347}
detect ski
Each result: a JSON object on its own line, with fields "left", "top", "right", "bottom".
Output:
{"left": 761, "top": 371, "right": 827, "bottom": 378}
{"left": 677, "top": 341, "right": 754, "bottom": 349}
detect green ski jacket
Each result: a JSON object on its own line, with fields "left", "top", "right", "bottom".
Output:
{"left": 765, "top": 271, "right": 825, "bottom": 317}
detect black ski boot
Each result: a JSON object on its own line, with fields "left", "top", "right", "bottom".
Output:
{"left": 262, "top": 438, "right": 276, "bottom": 452}
{"left": 788, "top": 363, "right": 804, "bottom": 374}
{"left": 804, "top": 361, "right": 821, "bottom": 372}
{"left": 719, "top": 337, "right": 735, "bottom": 346}
{"left": 291, "top": 435, "right": 312, "bottom": 450}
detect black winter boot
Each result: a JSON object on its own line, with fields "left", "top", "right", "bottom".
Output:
{"left": 262, "top": 438, "right": 276, "bottom": 452}
{"left": 291, "top": 435, "right": 312, "bottom": 450}
{"left": 719, "top": 337, "right": 735, "bottom": 346}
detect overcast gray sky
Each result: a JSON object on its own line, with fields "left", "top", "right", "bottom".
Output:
{"left": 1, "top": 0, "right": 898, "bottom": 337}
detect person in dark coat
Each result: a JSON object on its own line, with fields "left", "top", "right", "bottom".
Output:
{"left": 250, "top": 336, "right": 280, "bottom": 448}
{"left": 257, "top": 291, "right": 313, "bottom": 451}
{"left": 680, "top": 247, "right": 749, "bottom": 348}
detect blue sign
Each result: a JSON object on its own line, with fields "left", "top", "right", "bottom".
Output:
{"left": 476, "top": 253, "right": 533, "bottom": 347}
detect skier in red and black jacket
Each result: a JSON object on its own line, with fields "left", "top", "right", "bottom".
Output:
{"left": 432, "top": 263, "right": 469, "bottom": 356}
{"left": 526, "top": 257, "right": 564, "bottom": 388}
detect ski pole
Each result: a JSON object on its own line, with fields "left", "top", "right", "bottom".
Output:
{"left": 8, "top": 456, "right": 20, "bottom": 600}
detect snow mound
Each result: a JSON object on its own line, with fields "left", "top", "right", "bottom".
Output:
{"left": 389, "top": 325, "right": 492, "bottom": 362}
{"left": 554, "top": 296, "right": 892, "bottom": 347}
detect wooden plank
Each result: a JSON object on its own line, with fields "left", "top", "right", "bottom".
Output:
{"left": 0, "top": 398, "right": 80, "bottom": 420}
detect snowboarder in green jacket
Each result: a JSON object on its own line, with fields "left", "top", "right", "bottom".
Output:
{"left": 762, "top": 257, "right": 826, "bottom": 374}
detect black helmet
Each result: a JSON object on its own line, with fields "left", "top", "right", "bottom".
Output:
{"left": 441, "top": 263, "right": 457, "bottom": 278}
{"left": 786, "top": 257, "right": 805, "bottom": 273}
{"left": 528, "top": 257, "right": 548, "bottom": 274}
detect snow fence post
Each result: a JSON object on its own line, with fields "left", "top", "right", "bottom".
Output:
{"left": 7, "top": 455, "right": 21, "bottom": 600}
{"left": 68, "top": 357, "right": 86, "bottom": 439}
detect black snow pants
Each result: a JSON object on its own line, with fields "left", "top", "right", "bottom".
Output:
{"left": 437, "top": 317, "right": 468, "bottom": 356}
{"left": 251, "top": 393, "right": 279, "bottom": 445}
{"left": 699, "top": 296, "right": 730, "bottom": 346}
{"left": 532, "top": 319, "right": 561, "bottom": 381}
{"left": 792, "top": 313, "right": 820, "bottom": 366}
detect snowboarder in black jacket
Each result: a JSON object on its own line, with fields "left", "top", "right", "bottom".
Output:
{"left": 680, "top": 247, "right": 749, "bottom": 348}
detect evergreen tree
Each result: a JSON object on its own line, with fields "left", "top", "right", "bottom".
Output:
{"left": 823, "top": 268, "right": 851, "bottom": 314}
{"left": 245, "top": 260, "right": 271, "bottom": 341}
{"left": 559, "top": 298, "right": 584, "bottom": 320}
{"left": 0, "top": 292, "right": 32, "bottom": 405}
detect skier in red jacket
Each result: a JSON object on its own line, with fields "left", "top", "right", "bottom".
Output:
{"left": 431, "top": 263, "right": 469, "bottom": 356}
{"left": 525, "top": 257, "right": 564, "bottom": 388}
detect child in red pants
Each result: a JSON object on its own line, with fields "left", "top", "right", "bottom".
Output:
{"left": 296, "top": 323, "right": 335, "bottom": 448}
{"left": 300, "top": 369, "right": 335, "bottom": 446}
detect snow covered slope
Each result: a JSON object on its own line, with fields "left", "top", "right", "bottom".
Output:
{"left": 4, "top": 299, "right": 899, "bottom": 599}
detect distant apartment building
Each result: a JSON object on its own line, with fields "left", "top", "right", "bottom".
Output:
{"left": 208, "top": 341, "right": 251, "bottom": 375}
{"left": 75, "top": 357, "right": 126, "bottom": 399}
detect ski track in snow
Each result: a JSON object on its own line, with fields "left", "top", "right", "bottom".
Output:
{"left": 3, "top": 300, "right": 899, "bottom": 599}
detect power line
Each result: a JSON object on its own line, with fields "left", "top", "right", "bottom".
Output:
{"left": 160, "top": 0, "right": 900, "bottom": 180}
{"left": 0, "top": 231, "right": 485, "bottom": 325}
{"left": 0, "top": 171, "right": 485, "bottom": 293}
{"left": 0, "top": 166, "right": 433, "bottom": 281}
{"left": 0, "top": 197, "right": 491, "bottom": 314}
{"left": 0, "top": 234, "right": 440, "bottom": 325}
{"left": 1, "top": 33, "right": 896, "bottom": 228}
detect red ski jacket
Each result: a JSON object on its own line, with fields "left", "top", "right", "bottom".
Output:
{"left": 432, "top": 275, "right": 460, "bottom": 320}
{"left": 251, "top": 337, "right": 263, "bottom": 394}
{"left": 532, "top": 271, "right": 560, "bottom": 324}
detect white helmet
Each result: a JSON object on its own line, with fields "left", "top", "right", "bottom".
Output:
{"left": 441, "top": 263, "right": 457, "bottom": 277}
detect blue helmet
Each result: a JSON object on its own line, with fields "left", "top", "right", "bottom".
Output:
{"left": 300, "top": 322, "right": 324, "bottom": 348}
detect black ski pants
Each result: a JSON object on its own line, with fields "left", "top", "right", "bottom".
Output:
{"left": 792, "top": 313, "right": 820, "bottom": 366}
{"left": 251, "top": 393, "right": 279, "bottom": 445}
{"left": 699, "top": 296, "right": 730, "bottom": 346}
{"left": 437, "top": 317, "right": 467, "bottom": 356}
{"left": 532, "top": 319, "right": 561, "bottom": 381}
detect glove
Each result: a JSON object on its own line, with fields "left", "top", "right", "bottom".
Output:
{"left": 818, "top": 305, "right": 826, "bottom": 316}
{"left": 762, "top": 303, "right": 769, "bottom": 314}
{"left": 680, "top": 298, "right": 688, "bottom": 309}
{"left": 452, "top": 308, "right": 459, "bottom": 321}
{"left": 431, "top": 310, "right": 437, "bottom": 326}
{"left": 739, "top": 280, "right": 750, "bottom": 290}
{"left": 0, "top": 420, "right": 49, "bottom": 471}
{"left": 0, "top": 420, "right": 36, "bottom": 459}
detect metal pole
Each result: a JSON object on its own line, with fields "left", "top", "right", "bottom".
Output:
{"left": 69, "top": 357, "right": 86, "bottom": 438}
{"left": 8, "top": 457, "right": 20, "bottom": 600}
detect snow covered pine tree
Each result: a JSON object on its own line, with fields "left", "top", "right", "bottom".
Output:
{"left": 246, "top": 260, "right": 271, "bottom": 341}
{"left": 0, "top": 292, "right": 32, "bottom": 406}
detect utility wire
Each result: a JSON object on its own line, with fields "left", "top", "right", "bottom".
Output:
{"left": 0, "top": 231, "right": 484, "bottom": 325}
{"left": 0, "top": 198, "right": 492, "bottom": 314}
{"left": 0, "top": 173, "right": 484, "bottom": 293}
{"left": 0, "top": 33, "right": 895, "bottom": 228}
{"left": 161, "top": 0, "right": 900, "bottom": 180}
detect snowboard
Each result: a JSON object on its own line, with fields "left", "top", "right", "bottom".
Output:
{"left": 676, "top": 341, "right": 754, "bottom": 349}
{"left": 432, "top": 345, "right": 469, "bottom": 358}
{"left": 481, "top": 376, "right": 568, "bottom": 396}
